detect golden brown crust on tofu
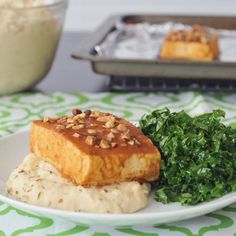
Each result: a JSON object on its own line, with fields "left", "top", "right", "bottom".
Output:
{"left": 160, "top": 25, "right": 219, "bottom": 61}
{"left": 30, "top": 110, "right": 161, "bottom": 186}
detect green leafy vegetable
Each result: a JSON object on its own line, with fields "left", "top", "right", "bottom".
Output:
{"left": 139, "top": 108, "right": 236, "bottom": 205}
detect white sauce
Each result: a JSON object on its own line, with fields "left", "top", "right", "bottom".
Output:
{"left": 6, "top": 154, "right": 150, "bottom": 213}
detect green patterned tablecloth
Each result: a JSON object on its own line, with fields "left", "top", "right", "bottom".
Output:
{"left": 0, "top": 92, "right": 236, "bottom": 236}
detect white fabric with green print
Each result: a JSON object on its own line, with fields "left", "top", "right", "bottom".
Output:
{"left": 0, "top": 92, "right": 235, "bottom": 236}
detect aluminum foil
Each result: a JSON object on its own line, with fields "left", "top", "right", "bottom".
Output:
{"left": 94, "top": 22, "right": 236, "bottom": 61}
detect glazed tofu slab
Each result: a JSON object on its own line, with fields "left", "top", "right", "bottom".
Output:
{"left": 30, "top": 110, "right": 161, "bottom": 186}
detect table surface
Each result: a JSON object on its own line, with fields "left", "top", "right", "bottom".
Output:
{"left": 35, "top": 31, "right": 109, "bottom": 93}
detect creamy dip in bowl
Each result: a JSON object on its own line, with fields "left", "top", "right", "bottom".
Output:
{"left": 0, "top": 0, "right": 67, "bottom": 95}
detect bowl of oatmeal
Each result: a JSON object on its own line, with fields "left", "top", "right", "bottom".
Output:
{"left": 0, "top": 0, "right": 67, "bottom": 95}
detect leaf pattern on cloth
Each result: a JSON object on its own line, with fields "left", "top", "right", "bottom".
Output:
{"left": 0, "top": 92, "right": 235, "bottom": 235}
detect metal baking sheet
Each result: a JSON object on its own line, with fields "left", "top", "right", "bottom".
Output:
{"left": 72, "top": 15, "right": 236, "bottom": 80}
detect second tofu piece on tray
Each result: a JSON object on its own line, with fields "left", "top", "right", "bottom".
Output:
{"left": 30, "top": 109, "right": 161, "bottom": 186}
{"left": 160, "top": 25, "right": 219, "bottom": 61}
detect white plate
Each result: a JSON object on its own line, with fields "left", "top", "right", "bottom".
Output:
{"left": 0, "top": 130, "right": 236, "bottom": 227}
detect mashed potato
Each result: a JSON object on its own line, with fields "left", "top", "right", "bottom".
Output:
{"left": 6, "top": 154, "right": 150, "bottom": 213}
{"left": 0, "top": 0, "right": 44, "bottom": 8}
{"left": 0, "top": 0, "right": 63, "bottom": 95}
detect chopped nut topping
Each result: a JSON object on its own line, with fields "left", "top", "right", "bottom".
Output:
{"left": 111, "top": 142, "right": 117, "bottom": 148}
{"left": 72, "top": 115, "right": 81, "bottom": 122}
{"left": 100, "top": 139, "right": 110, "bottom": 149}
{"left": 66, "top": 124, "right": 74, "bottom": 129}
{"left": 134, "top": 138, "right": 141, "bottom": 146}
{"left": 57, "top": 118, "right": 65, "bottom": 124}
{"left": 92, "top": 111, "right": 102, "bottom": 117}
{"left": 72, "top": 124, "right": 84, "bottom": 130}
{"left": 43, "top": 116, "right": 49, "bottom": 123}
{"left": 67, "top": 118, "right": 74, "bottom": 124}
{"left": 85, "top": 136, "right": 97, "bottom": 146}
{"left": 111, "top": 128, "right": 119, "bottom": 134}
{"left": 72, "top": 108, "right": 82, "bottom": 116}
{"left": 106, "top": 132, "right": 115, "bottom": 141}
{"left": 166, "top": 25, "right": 210, "bottom": 43}
{"left": 200, "top": 36, "right": 208, "bottom": 43}
{"left": 128, "top": 140, "right": 135, "bottom": 146}
{"left": 97, "top": 115, "right": 113, "bottom": 122}
{"left": 78, "top": 113, "right": 86, "bottom": 118}
{"left": 84, "top": 110, "right": 92, "bottom": 116}
{"left": 42, "top": 110, "right": 140, "bottom": 150}
{"left": 121, "top": 131, "right": 131, "bottom": 140}
{"left": 117, "top": 124, "right": 127, "bottom": 132}
{"left": 105, "top": 119, "right": 116, "bottom": 128}
{"left": 43, "top": 116, "right": 58, "bottom": 123}
{"left": 73, "top": 133, "right": 80, "bottom": 138}
{"left": 55, "top": 125, "right": 64, "bottom": 131}
{"left": 87, "top": 129, "right": 96, "bottom": 134}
